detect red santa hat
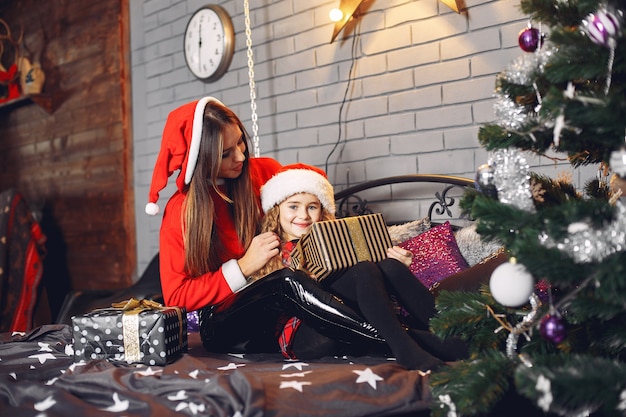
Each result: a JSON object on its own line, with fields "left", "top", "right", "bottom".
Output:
{"left": 260, "top": 163, "right": 335, "bottom": 214}
{"left": 145, "top": 97, "right": 225, "bottom": 215}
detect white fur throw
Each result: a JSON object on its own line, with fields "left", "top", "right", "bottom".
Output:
{"left": 454, "top": 223, "right": 504, "bottom": 266}
{"left": 387, "top": 218, "right": 431, "bottom": 246}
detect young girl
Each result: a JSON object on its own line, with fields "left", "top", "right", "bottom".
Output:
{"left": 257, "top": 163, "right": 468, "bottom": 371}
{"left": 146, "top": 98, "right": 382, "bottom": 354}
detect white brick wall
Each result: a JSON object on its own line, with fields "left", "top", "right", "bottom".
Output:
{"left": 128, "top": 0, "right": 591, "bottom": 275}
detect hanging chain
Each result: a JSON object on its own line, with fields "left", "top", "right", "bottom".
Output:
{"left": 244, "top": 0, "right": 260, "bottom": 157}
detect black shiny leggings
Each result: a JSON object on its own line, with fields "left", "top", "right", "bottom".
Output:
{"left": 198, "top": 264, "right": 467, "bottom": 370}
{"left": 198, "top": 268, "right": 385, "bottom": 354}
{"left": 293, "top": 260, "right": 468, "bottom": 369}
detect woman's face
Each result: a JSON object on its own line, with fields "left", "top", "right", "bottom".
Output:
{"left": 278, "top": 193, "right": 323, "bottom": 241}
{"left": 218, "top": 123, "right": 246, "bottom": 179}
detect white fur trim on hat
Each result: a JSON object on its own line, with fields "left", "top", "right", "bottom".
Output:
{"left": 184, "top": 97, "right": 224, "bottom": 185}
{"left": 145, "top": 202, "right": 160, "bottom": 216}
{"left": 261, "top": 168, "right": 335, "bottom": 214}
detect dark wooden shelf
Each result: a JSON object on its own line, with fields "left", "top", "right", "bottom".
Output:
{"left": 0, "top": 94, "right": 53, "bottom": 113}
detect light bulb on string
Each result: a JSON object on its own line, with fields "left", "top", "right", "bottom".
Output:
{"left": 329, "top": 8, "right": 343, "bottom": 22}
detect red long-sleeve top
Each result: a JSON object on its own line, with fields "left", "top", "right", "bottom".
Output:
{"left": 159, "top": 157, "right": 281, "bottom": 311}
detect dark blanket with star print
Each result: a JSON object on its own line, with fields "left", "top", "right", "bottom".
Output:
{"left": 0, "top": 324, "right": 432, "bottom": 416}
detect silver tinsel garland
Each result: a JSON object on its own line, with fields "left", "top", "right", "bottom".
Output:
{"left": 495, "top": 46, "right": 555, "bottom": 130}
{"left": 494, "top": 92, "right": 528, "bottom": 131}
{"left": 505, "top": 294, "right": 540, "bottom": 358}
{"left": 538, "top": 200, "right": 626, "bottom": 263}
{"left": 504, "top": 47, "right": 553, "bottom": 85}
{"left": 489, "top": 148, "right": 536, "bottom": 212}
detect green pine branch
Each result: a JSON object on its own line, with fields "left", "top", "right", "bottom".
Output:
{"left": 430, "top": 350, "right": 514, "bottom": 417}
{"left": 515, "top": 354, "right": 626, "bottom": 416}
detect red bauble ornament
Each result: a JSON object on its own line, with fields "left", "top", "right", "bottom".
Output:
{"left": 539, "top": 314, "right": 567, "bottom": 344}
{"left": 518, "top": 27, "right": 543, "bottom": 52}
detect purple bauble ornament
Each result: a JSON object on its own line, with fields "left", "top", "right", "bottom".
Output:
{"left": 518, "top": 27, "right": 542, "bottom": 52}
{"left": 584, "top": 9, "right": 620, "bottom": 48}
{"left": 187, "top": 310, "right": 200, "bottom": 333}
{"left": 539, "top": 314, "right": 567, "bottom": 344}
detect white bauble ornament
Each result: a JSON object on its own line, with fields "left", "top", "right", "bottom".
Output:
{"left": 489, "top": 260, "right": 535, "bottom": 307}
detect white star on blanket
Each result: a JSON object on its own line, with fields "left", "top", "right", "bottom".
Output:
{"left": 37, "top": 342, "right": 53, "bottom": 352}
{"left": 167, "top": 390, "right": 210, "bottom": 415}
{"left": 134, "top": 367, "right": 162, "bottom": 376}
{"left": 67, "top": 362, "right": 86, "bottom": 372}
{"left": 218, "top": 362, "right": 246, "bottom": 370}
{"left": 282, "top": 361, "right": 309, "bottom": 371}
{"left": 279, "top": 380, "right": 312, "bottom": 392}
{"left": 34, "top": 395, "right": 56, "bottom": 411}
{"left": 167, "top": 390, "right": 188, "bottom": 401}
{"left": 101, "top": 392, "right": 129, "bottom": 412}
{"left": 28, "top": 353, "right": 57, "bottom": 364}
{"left": 175, "top": 401, "right": 206, "bottom": 415}
{"left": 353, "top": 368, "right": 384, "bottom": 389}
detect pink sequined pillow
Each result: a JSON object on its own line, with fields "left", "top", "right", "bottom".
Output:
{"left": 398, "top": 221, "right": 469, "bottom": 289}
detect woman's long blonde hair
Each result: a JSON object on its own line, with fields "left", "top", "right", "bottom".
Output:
{"left": 183, "top": 101, "right": 259, "bottom": 276}
{"left": 253, "top": 198, "right": 335, "bottom": 279}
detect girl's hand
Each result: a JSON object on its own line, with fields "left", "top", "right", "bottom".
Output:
{"left": 387, "top": 246, "right": 413, "bottom": 268}
{"left": 238, "top": 232, "right": 280, "bottom": 277}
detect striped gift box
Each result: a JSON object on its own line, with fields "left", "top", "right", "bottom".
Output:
{"left": 291, "top": 213, "right": 392, "bottom": 282}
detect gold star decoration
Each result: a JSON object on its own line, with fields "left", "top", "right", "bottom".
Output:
{"left": 440, "top": 0, "right": 463, "bottom": 13}
{"left": 330, "top": 0, "right": 366, "bottom": 43}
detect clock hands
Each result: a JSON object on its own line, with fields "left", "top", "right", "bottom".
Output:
{"left": 198, "top": 21, "right": 202, "bottom": 69}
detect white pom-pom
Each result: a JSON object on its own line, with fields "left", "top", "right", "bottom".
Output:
{"left": 145, "top": 202, "right": 160, "bottom": 216}
{"left": 489, "top": 259, "right": 534, "bottom": 307}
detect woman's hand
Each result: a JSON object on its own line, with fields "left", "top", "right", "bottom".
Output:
{"left": 387, "top": 246, "right": 413, "bottom": 268}
{"left": 237, "top": 232, "right": 281, "bottom": 277}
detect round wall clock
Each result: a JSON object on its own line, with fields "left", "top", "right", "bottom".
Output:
{"left": 183, "top": 5, "right": 235, "bottom": 82}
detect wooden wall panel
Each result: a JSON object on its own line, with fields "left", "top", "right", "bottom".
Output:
{"left": 0, "top": 0, "right": 134, "bottom": 323}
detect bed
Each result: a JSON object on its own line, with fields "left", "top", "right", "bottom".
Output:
{"left": 0, "top": 174, "right": 503, "bottom": 417}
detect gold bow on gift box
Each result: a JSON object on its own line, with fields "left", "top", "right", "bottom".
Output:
{"left": 111, "top": 298, "right": 165, "bottom": 311}
{"left": 109, "top": 298, "right": 183, "bottom": 364}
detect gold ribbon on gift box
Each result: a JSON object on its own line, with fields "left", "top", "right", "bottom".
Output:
{"left": 344, "top": 216, "right": 370, "bottom": 261}
{"left": 110, "top": 298, "right": 183, "bottom": 364}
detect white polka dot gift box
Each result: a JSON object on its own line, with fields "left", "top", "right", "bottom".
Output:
{"left": 72, "top": 298, "right": 188, "bottom": 366}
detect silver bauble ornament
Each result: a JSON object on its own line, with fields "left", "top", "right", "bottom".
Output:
{"left": 475, "top": 164, "right": 498, "bottom": 199}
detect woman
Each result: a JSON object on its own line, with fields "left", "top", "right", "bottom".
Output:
{"left": 254, "top": 163, "right": 468, "bottom": 371}
{"left": 146, "top": 97, "right": 282, "bottom": 311}
{"left": 146, "top": 97, "right": 382, "bottom": 355}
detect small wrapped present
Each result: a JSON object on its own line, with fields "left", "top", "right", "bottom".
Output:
{"left": 291, "top": 213, "right": 393, "bottom": 282}
{"left": 72, "top": 298, "right": 188, "bottom": 365}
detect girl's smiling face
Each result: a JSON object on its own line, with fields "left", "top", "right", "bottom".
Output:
{"left": 278, "top": 192, "right": 323, "bottom": 241}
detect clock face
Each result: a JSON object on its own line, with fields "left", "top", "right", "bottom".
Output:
{"left": 184, "top": 5, "right": 234, "bottom": 82}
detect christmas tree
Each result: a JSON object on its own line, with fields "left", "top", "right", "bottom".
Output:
{"left": 429, "top": 1, "right": 626, "bottom": 416}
